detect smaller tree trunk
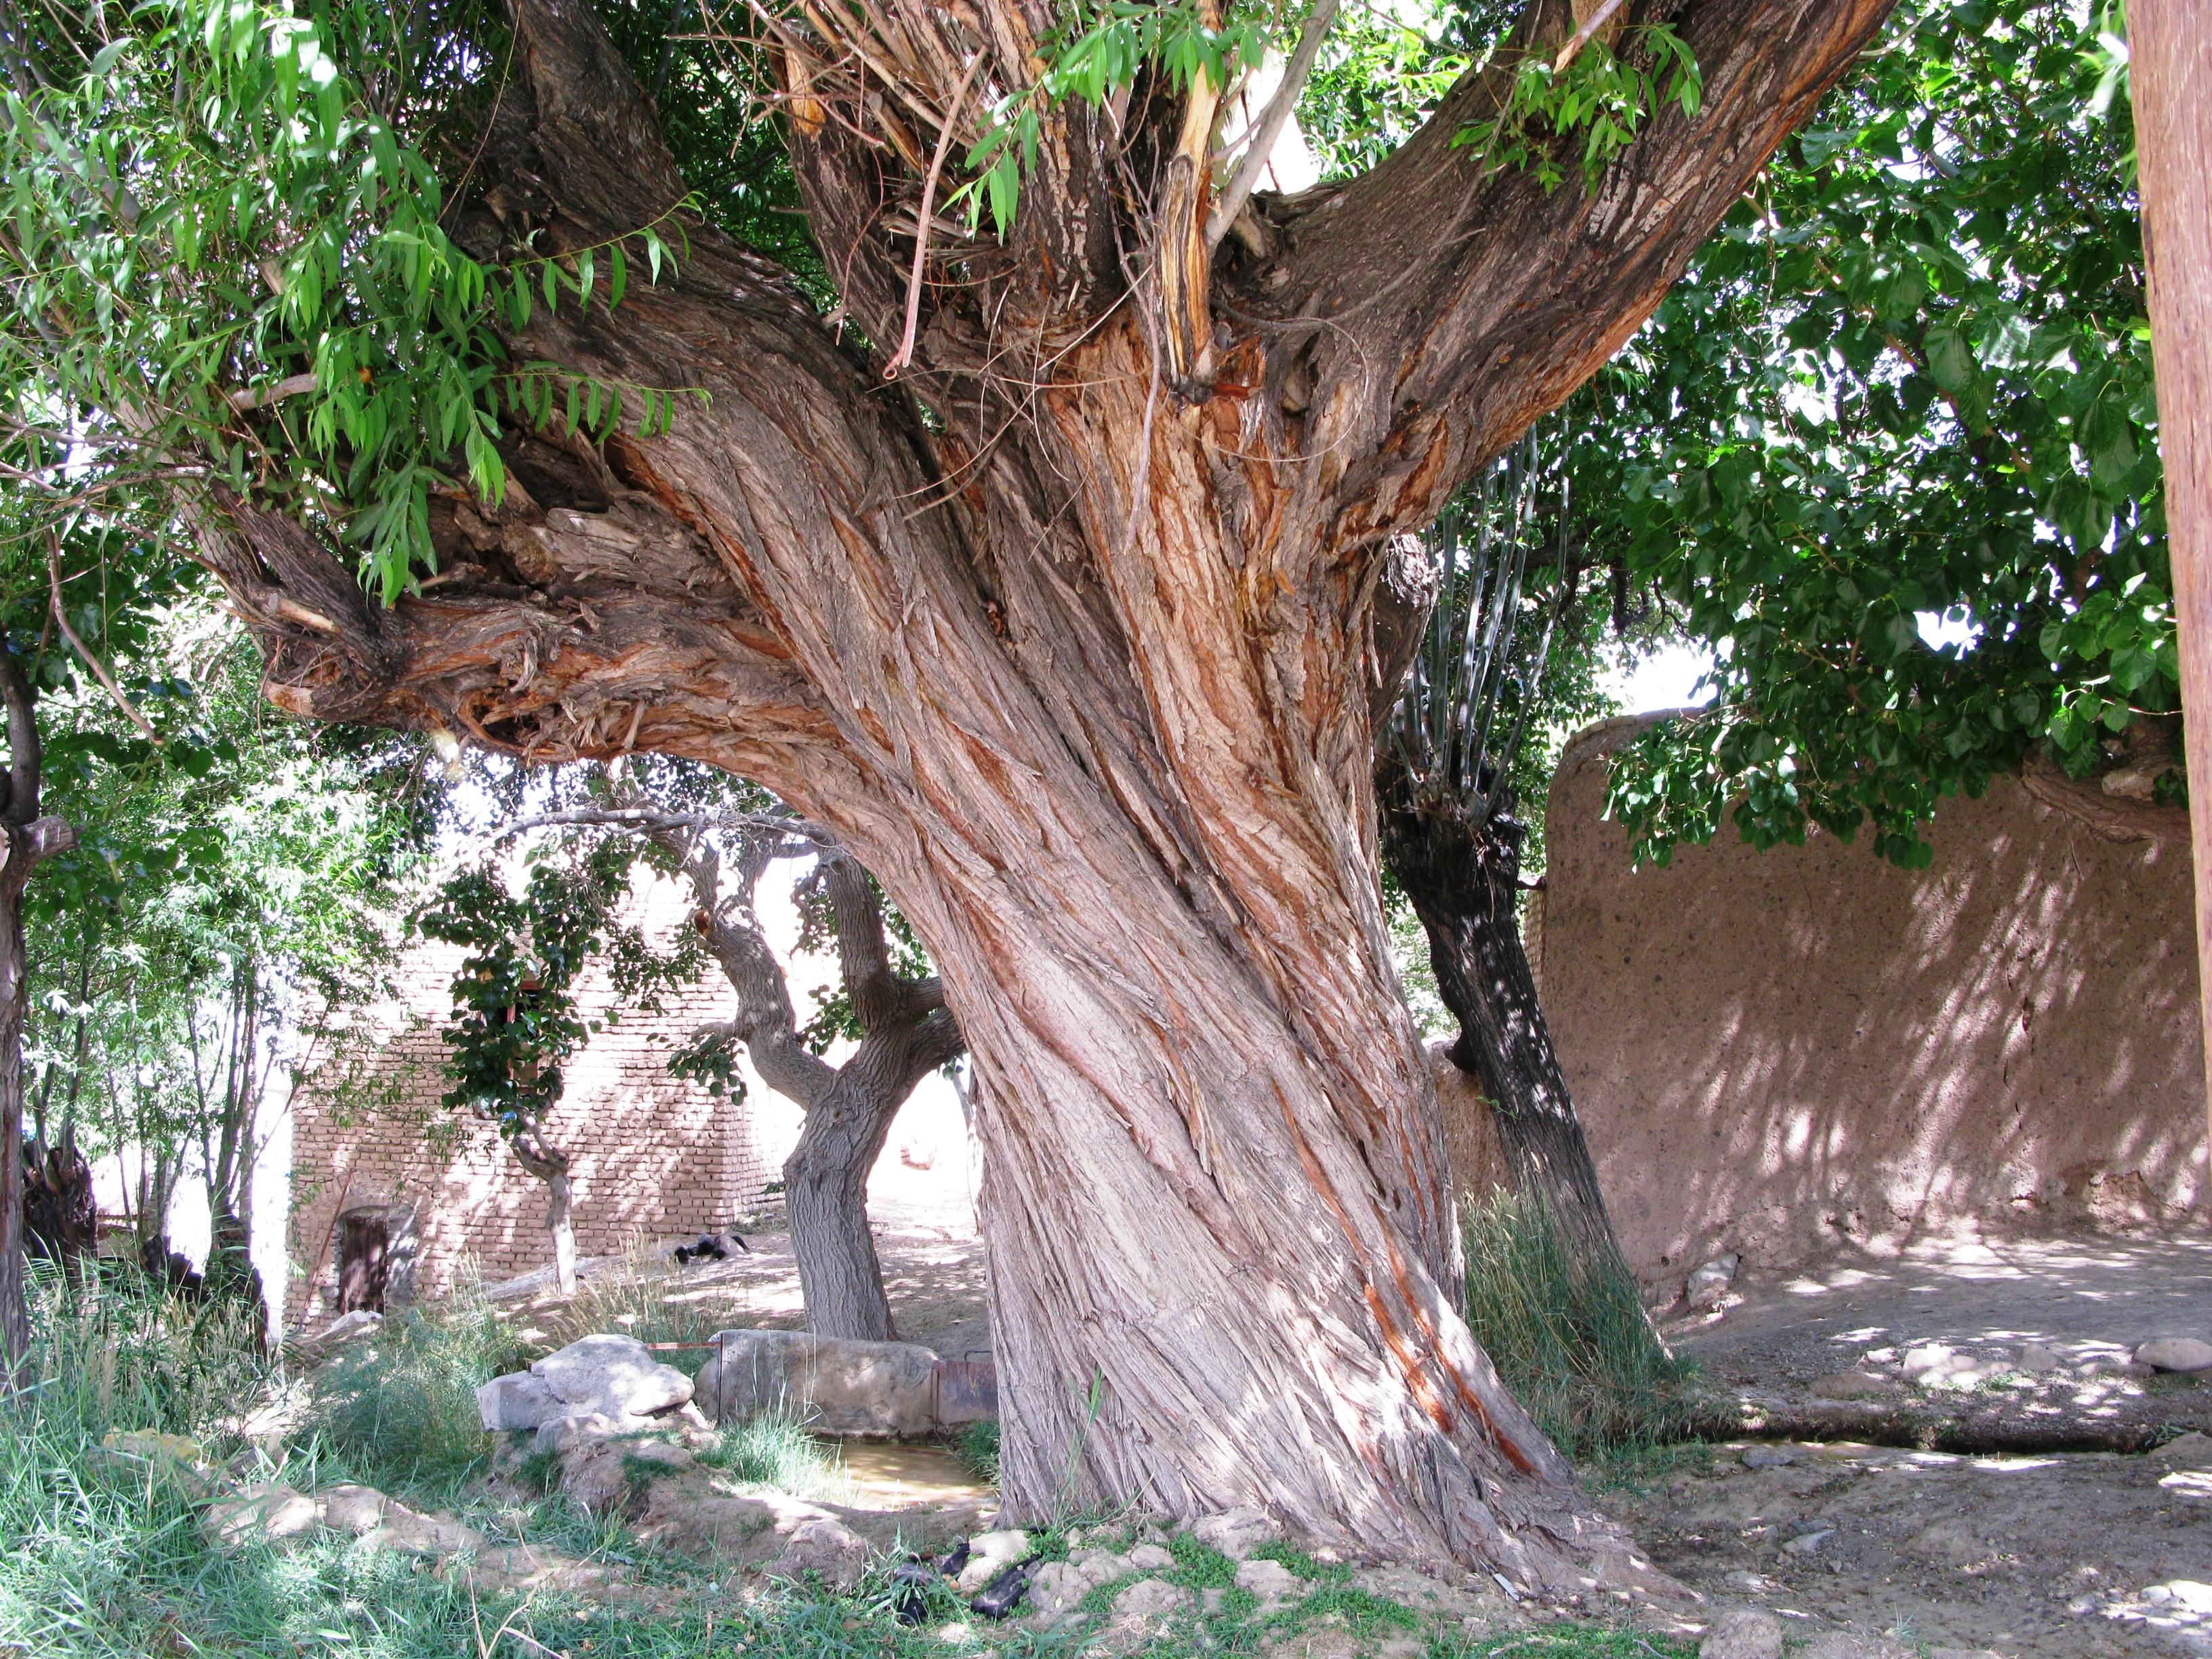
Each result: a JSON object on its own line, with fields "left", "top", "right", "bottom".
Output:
{"left": 546, "top": 1168, "right": 577, "bottom": 1296}
{"left": 0, "top": 640, "right": 73, "bottom": 1391}
{"left": 1380, "top": 774, "right": 1629, "bottom": 1279}
{"left": 508, "top": 1120, "right": 579, "bottom": 1295}
{"left": 783, "top": 1070, "right": 905, "bottom": 1340}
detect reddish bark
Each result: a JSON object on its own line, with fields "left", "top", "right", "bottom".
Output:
{"left": 190, "top": 0, "right": 1894, "bottom": 1576}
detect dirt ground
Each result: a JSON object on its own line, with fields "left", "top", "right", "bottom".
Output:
{"left": 491, "top": 1216, "right": 2212, "bottom": 1657}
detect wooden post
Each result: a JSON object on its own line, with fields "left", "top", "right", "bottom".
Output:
{"left": 2132, "top": 5, "right": 2212, "bottom": 1179}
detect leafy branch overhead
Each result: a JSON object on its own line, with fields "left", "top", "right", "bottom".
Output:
{"left": 1582, "top": 0, "right": 2173, "bottom": 867}
{"left": 2, "top": 0, "right": 695, "bottom": 603}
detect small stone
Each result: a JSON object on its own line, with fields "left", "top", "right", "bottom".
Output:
{"left": 1026, "top": 1561, "right": 1090, "bottom": 1619}
{"left": 1200, "top": 1587, "right": 1226, "bottom": 1614}
{"left": 969, "top": 1529, "right": 1031, "bottom": 1563}
{"left": 1112, "top": 1578, "right": 1190, "bottom": 1619}
{"left": 2014, "top": 1341, "right": 2063, "bottom": 1373}
{"left": 2135, "top": 1338, "right": 2212, "bottom": 1374}
{"left": 1700, "top": 1607, "right": 1784, "bottom": 1659}
{"left": 1900, "top": 1343, "right": 1959, "bottom": 1382}
{"left": 1071, "top": 1549, "right": 1131, "bottom": 1586}
{"left": 1740, "top": 1446, "right": 1798, "bottom": 1469}
{"left": 770, "top": 1515, "right": 871, "bottom": 1592}
{"left": 1235, "top": 1558, "right": 1302, "bottom": 1605}
{"left": 1687, "top": 1254, "right": 1742, "bottom": 1311}
{"left": 1797, "top": 1637, "right": 1914, "bottom": 1659}
{"left": 1185, "top": 1505, "right": 1281, "bottom": 1561}
{"left": 1126, "top": 1542, "right": 1173, "bottom": 1571}
{"left": 535, "top": 1412, "right": 621, "bottom": 1454}
{"left": 1782, "top": 1529, "right": 1836, "bottom": 1554}
{"left": 626, "top": 1441, "right": 694, "bottom": 1469}
{"left": 204, "top": 1483, "right": 321, "bottom": 1551}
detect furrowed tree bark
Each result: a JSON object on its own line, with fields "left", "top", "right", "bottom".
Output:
{"left": 192, "top": 0, "right": 1894, "bottom": 1578}
{"left": 0, "top": 642, "right": 74, "bottom": 1389}
{"left": 2132, "top": 2, "right": 2212, "bottom": 1168}
{"left": 1378, "top": 775, "right": 1631, "bottom": 1278}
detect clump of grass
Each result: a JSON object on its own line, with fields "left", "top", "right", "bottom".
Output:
{"left": 540, "top": 1238, "right": 724, "bottom": 1351}
{"left": 953, "top": 1418, "right": 1000, "bottom": 1487}
{"left": 695, "top": 1410, "right": 846, "bottom": 1499}
{"left": 308, "top": 1286, "right": 529, "bottom": 1485}
{"left": 1461, "top": 1188, "right": 1707, "bottom": 1458}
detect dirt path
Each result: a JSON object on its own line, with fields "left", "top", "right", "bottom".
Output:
{"left": 493, "top": 1217, "right": 2212, "bottom": 1655}
{"left": 1670, "top": 1234, "right": 2212, "bottom": 1451}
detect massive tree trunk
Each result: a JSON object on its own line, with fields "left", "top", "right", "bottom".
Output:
{"left": 194, "top": 0, "right": 1892, "bottom": 1578}
{"left": 2133, "top": 1, "right": 2212, "bottom": 1158}
{"left": 1379, "top": 776, "right": 1629, "bottom": 1277}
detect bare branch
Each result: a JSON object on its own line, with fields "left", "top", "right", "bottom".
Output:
{"left": 48, "top": 535, "right": 160, "bottom": 747}
{"left": 1203, "top": 0, "right": 1340, "bottom": 251}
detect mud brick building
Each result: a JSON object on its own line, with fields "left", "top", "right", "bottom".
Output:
{"left": 286, "top": 876, "right": 789, "bottom": 1328}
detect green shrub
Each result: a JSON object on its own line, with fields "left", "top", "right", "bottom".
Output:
{"left": 307, "top": 1288, "right": 529, "bottom": 1485}
{"left": 1460, "top": 1188, "right": 1706, "bottom": 1458}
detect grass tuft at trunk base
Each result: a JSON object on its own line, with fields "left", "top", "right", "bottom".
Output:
{"left": 1460, "top": 1189, "right": 1711, "bottom": 1459}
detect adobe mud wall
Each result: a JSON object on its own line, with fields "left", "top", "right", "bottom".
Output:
{"left": 1537, "top": 716, "right": 2207, "bottom": 1290}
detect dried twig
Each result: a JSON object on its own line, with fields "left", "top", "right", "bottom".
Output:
{"left": 47, "top": 533, "right": 159, "bottom": 745}
{"left": 884, "top": 49, "right": 987, "bottom": 378}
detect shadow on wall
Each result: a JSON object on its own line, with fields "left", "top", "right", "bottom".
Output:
{"left": 1541, "top": 714, "right": 2207, "bottom": 1292}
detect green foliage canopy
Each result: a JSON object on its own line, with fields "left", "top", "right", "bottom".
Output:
{"left": 1577, "top": 0, "right": 2166, "bottom": 867}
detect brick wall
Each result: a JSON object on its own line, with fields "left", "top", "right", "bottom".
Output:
{"left": 287, "top": 877, "right": 791, "bottom": 1328}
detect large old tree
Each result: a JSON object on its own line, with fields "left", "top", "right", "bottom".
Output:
{"left": 9, "top": 0, "right": 1891, "bottom": 1578}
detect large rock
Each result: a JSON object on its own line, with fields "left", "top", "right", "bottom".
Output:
{"left": 693, "top": 1328, "right": 939, "bottom": 1437}
{"left": 2135, "top": 1336, "right": 2212, "bottom": 1373}
{"left": 476, "top": 1334, "right": 694, "bottom": 1433}
{"left": 630, "top": 1479, "right": 874, "bottom": 1589}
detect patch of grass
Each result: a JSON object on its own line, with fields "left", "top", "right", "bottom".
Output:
{"left": 1575, "top": 1438, "right": 1721, "bottom": 1496}
{"left": 693, "top": 1410, "right": 847, "bottom": 1500}
{"left": 1461, "top": 1188, "right": 1707, "bottom": 1458}
{"left": 308, "top": 1287, "right": 530, "bottom": 1487}
{"left": 1292, "top": 1584, "right": 1421, "bottom": 1636}
{"left": 955, "top": 1417, "right": 1002, "bottom": 1486}
{"left": 541, "top": 1240, "right": 723, "bottom": 1351}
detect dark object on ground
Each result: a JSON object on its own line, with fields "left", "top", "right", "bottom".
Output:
{"left": 890, "top": 1557, "right": 936, "bottom": 1624}
{"left": 140, "top": 1237, "right": 207, "bottom": 1302}
{"left": 22, "top": 1136, "right": 95, "bottom": 1263}
{"left": 935, "top": 1540, "right": 970, "bottom": 1579}
{"left": 671, "top": 1231, "right": 750, "bottom": 1265}
{"left": 969, "top": 1557, "right": 1038, "bottom": 1620}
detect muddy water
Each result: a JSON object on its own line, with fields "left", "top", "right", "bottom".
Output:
{"left": 822, "top": 1437, "right": 994, "bottom": 1509}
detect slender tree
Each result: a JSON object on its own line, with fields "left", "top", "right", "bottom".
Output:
{"left": 514, "top": 796, "right": 963, "bottom": 1341}
{"left": 0, "top": 644, "right": 73, "bottom": 1380}
{"left": 4, "top": 0, "right": 1895, "bottom": 1576}
{"left": 1378, "top": 441, "right": 1633, "bottom": 1279}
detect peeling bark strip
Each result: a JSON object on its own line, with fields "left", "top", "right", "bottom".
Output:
{"left": 197, "top": 0, "right": 1893, "bottom": 1577}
